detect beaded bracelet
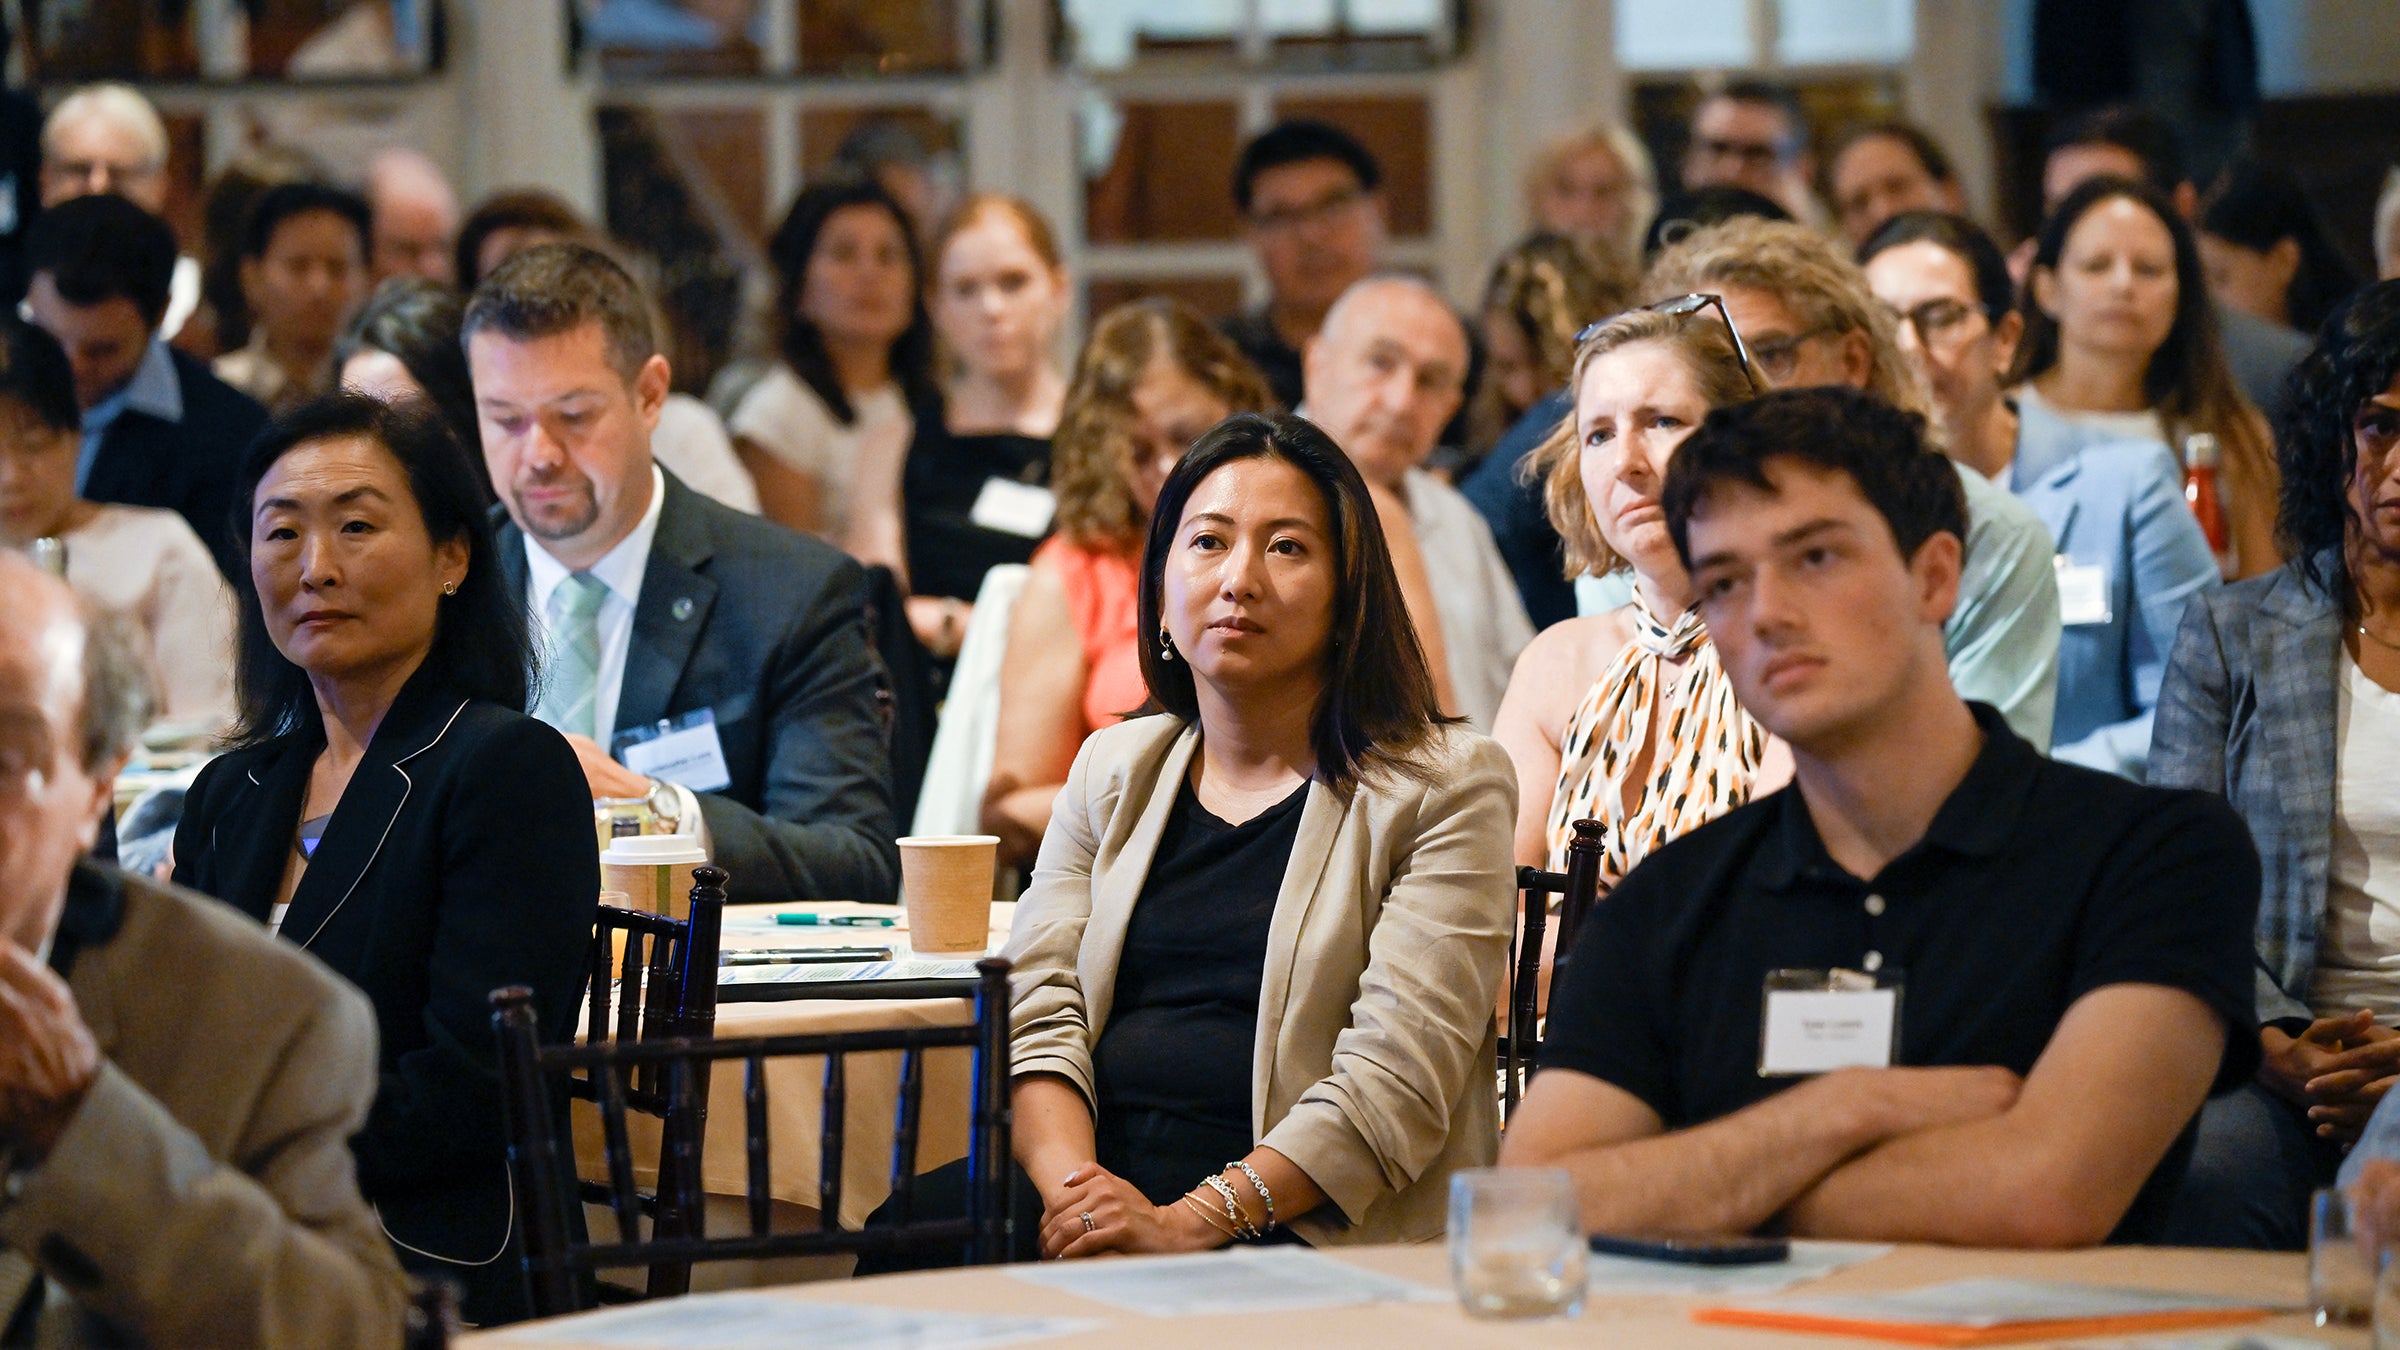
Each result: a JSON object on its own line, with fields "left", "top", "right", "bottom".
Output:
{"left": 1201, "top": 1173, "right": 1262, "bottom": 1240}
{"left": 1227, "top": 1160, "right": 1276, "bottom": 1231}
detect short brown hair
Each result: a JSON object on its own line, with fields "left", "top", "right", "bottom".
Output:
{"left": 1534, "top": 308, "right": 1757, "bottom": 578}
{"left": 460, "top": 241, "right": 656, "bottom": 384}
{"left": 1641, "top": 215, "right": 1934, "bottom": 423}
{"left": 1051, "top": 299, "right": 1276, "bottom": 548}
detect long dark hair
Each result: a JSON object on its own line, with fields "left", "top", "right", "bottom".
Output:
{"left": 767, "top": 178, "right": 938, "bottom": 424}
{"left": 2278, "top": 279, "right": 2400, "bottom": 605}
{"left": 224, "top": 393, "right": 533, "bottom": 747}
{"left": 2202, "top": 159, "right": 2364, "bottom": 335}
{"left": 2010, "top": 174, "right": 2279, "bottom": 542}
{"left": 1135, "top": 412, "right": 1455, "bottom": 793}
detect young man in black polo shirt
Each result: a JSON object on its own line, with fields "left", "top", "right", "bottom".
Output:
{"left": 1503, "top": 387, "right": 2259, "bottom": 1246}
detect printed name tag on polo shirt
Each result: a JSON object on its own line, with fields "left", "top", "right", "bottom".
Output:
{"left": 1759, "top": 969, "right": 1899, "bottom": 1076}
{"left": 2054, "top": 556, "right": 2111, "bottom": 627}
{"left": 614, "top": 708, "right": 732, "bottom": 794}
{"left": 969, "top": 477, "right": 1057, "bottom": 538}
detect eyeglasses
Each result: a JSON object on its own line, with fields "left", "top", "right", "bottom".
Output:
{"left": 1886, "top": 297, "right": 1986, "bottom": 350}
{"left": 1691, "top": 136, "right": 1791, "bottom": 169}
{"left": 1581, "top": 292, "right": 1761, "bottom": 394}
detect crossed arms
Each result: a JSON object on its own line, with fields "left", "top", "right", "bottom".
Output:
{"left": 1500, "top": 983, "right": 2225, "bottom": 1247}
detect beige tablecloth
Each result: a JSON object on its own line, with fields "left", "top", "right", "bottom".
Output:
{"left": 468, "top": 1241, "right": 2359, "bottom": 1348}
{"left": 572, "top": 901, "right": 1014, "bottom": 1230}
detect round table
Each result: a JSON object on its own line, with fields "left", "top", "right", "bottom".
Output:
{"left": 464, "top": 1240, "right": 2358, "bottom": 1347}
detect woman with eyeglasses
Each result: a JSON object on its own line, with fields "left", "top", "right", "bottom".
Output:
{"left": 1863, "top": 211, "right": 2220, "bottom": 780}
{"left": 980, "top": 300, "right": 1277, "bottom": 870}
{"left": 2009, "top": 176, "right": 2284, "bottom": 580}
{"left": 2149, "top": 279, "right": 2400, "bottom": 1248}
{"left": 1492, "top": 304, "right": 1792, "bottom": 886}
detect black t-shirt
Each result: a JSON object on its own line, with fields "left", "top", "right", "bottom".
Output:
{"left": 1541, "top": 703, "right": 2261, "bottom": 1236}
{"left": 902, "top": 426, "right": 1052, "bottom": 602}
{"left": 1092, "top": 778, "right": 1307, "bottom": 1140}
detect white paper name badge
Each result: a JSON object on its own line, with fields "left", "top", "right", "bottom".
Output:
{"left": 969, "top": 477, "right": 1057, "bottom": 539}
{"left": 2053, "top": 555, "right": 2112, "bottom": 627}
{"left": 614, "top": 708, "right": 732, "bottom": 793}
{"left": 1759, "top": 969, "right": 1900, "bottom": 1076}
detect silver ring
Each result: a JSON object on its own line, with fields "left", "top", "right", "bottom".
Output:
{"left": 1080, "top": 1211, "right": 1096, "bottom": 1232}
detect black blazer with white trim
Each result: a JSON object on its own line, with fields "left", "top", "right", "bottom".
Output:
{"left": 171, "top": 666, "right": 597, "bottom": 1319}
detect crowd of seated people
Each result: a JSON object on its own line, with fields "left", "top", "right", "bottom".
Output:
{"left": 12, "top": 63, "right": 2400, "bottom": 1345}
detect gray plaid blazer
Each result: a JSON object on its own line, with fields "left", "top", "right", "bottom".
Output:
{"left": 2149, "top": 555, "right": 2341, "bottom": 1023}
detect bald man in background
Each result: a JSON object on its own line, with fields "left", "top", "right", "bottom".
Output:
{"left": 364, "top": 148, "right": 459, "bottom": 286}
{"left": 1303, "top": 275, "right": 1532, "bottom": 731}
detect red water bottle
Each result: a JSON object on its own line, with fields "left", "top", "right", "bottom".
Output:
{"left": 2183, "top": 434, "right": 2232, "bottom": 575}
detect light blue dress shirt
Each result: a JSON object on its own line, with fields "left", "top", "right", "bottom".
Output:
{"left": 76, "top": 338, "right": 183, "bottom": 494}
{"left": 2008, "top": 396, "right": 2221, "bottom": 779}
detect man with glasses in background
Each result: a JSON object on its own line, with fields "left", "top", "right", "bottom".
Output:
{"left": 1638, "top": 214, "right": 2064, "bottom": 749}
{"left": 1861, "top": 210, "right": 2218, "bottom": 780}
{"left": 37, "top": 83, "right": 201, "bottom": 340}
{"left": 1680, "top": 81, "right": 1822, "bottom": 227}
{"left": 1221, "top": 120, "right": 1388, "bottom": 411}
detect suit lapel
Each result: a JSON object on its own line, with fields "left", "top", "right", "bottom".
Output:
{"left": 614, "top": 478, "right": 718, "bottom": 736}
{"left": 1080, "top": 724, "right": 1199, "bottom": 1036}
{"left": 2023, "top": 456, "right": 2084, "bottom": 553}
{"left": 280, "top": 675, "right": 469, "bottom": 958}
{"left": 2259, "top": 563, "right": 2342, "bottom": 877}
{"left": 1252, "top": 777, "right": 1346, "bottom": 1133}
{"left": 214, "top": 744, "right": 315, "bottom": 924}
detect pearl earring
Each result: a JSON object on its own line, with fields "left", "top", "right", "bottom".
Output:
{"left": 1158, "top": 624, "right": 1176, "bottom": 661}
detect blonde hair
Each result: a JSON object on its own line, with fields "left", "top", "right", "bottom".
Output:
{"left": 1641, "top": 215, "right": 1937, "bottom": 424}
{"left": 1051, "top": 298, "right": 1276, "bottom": 547}
{"left": 1535, "top": 309, "right": 1757, "bottom": 578}
{"left": 42, "top": 83, "right": 168, "bottom": 173}
{"left": 1523, "top": 123, "right": 1658, "bottom": 263}
{"left": 1472, "top": 233, "right": 1638, "bottom": 447}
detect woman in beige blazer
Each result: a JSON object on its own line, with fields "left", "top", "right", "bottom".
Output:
{"left": 1005, "top": 410, "right": 1518, "bottom": 1259}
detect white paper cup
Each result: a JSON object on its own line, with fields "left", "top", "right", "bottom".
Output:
{"left": 897, "top": 835, "right": 999, "bottom": 953}
{"left": 600, "top": 834, "right": 708, "bottom": 920}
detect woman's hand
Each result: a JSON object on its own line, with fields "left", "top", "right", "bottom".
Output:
{"left": 1037, "top": 1162, "right": 1227, "bottom": 1259}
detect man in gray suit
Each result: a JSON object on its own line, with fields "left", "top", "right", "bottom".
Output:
{"left": 0, "top": 554, "right": 410, "bottom": 1347}
{"left": 465, "top": 243, "right": 898, "bottom": 905}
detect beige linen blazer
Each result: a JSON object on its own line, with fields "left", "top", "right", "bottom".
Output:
{"left": 0, "top": 867, "right": 410, "bottom": 1349}
{"left": 1005, "top": 714, "right": 1518, "bottom": 1246}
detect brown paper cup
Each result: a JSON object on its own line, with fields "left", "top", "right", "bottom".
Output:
{"left": 898, "top": 835, "right": 998, "bottom": 953}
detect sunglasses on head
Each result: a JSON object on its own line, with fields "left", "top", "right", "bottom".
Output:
{"left": 1579, "top": 292, "right": 1761, "bottom": 394}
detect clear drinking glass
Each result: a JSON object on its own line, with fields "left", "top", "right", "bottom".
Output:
{"left": 1448, "top": 1167, "right": 1586, "bottom": 1320}
{"left": 2316, "top": 1186, "right": 2376, "bottom": 1327}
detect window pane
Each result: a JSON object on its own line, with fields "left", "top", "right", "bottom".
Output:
{"left": 586, "top": 0, "right": 763, "bottom": 77}
{"left": 1085, "top": 275, "right": 1247, "bottom": 327}
{"left": 599, "top": 105, "right": 762, "bottom": 393}
{"left": 1272, "top": 95, "right": 1430, "bottom": 238}
{"left": 797, "top": 0, "right": 973, "bottom": 76}
{"left": 1057, "top": 0, "right": 1450, "bottom": 69}
{"left": 255, "top": 0, "right": 440, "bottom": 79}
{"left": 1775, "top": 0, "right": 1911, "bottom": 66}
{"left": 1614, "top": 0, "right": 1752, "bottom": 71}
{"left": 33, "top": 0, "right": 199, "bottom": 80}
{"left": 1083, "top": 99, "right": 1242, "bottom": 245}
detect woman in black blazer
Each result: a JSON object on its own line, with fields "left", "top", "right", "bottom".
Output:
{"left": 174, "top": 394, "right": 596, "bottom": 1325}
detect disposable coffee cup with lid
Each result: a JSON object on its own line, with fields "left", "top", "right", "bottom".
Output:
{"left": 600, "top": 834, "right": 708, "bottom": 920}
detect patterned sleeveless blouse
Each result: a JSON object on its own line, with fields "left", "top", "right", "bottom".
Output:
{"left": 1543, "top": 584, "right": 1767, "bottom": 883}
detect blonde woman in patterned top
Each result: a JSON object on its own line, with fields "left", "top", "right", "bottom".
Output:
{"left": 1493, "top": 306, "right": 1793, "bottom": 881}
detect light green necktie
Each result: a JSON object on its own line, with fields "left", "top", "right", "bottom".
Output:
{"left": 535, "top": 571, "right": 610, "bottom": 739}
